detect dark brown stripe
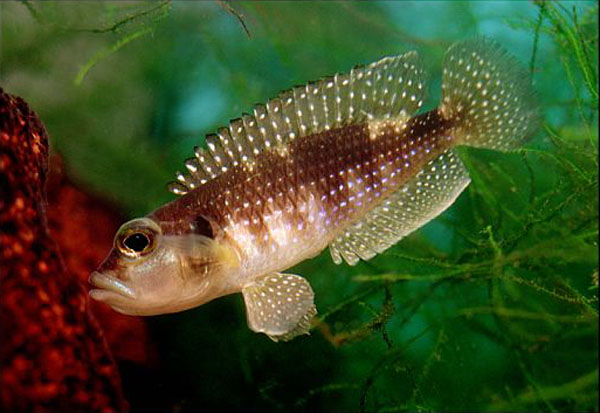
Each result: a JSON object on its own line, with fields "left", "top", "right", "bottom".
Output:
{"left": 152, "top": 109, "right": 455, "bottom": 240}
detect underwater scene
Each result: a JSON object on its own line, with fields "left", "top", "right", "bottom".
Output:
{"left": 1, "top": 1, "right": 598, "bottom": 411}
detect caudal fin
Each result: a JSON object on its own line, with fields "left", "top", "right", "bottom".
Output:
{"left": 439, "top": 38, "right": 538, "bottom": 151}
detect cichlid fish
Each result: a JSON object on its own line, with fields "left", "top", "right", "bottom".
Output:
{"left": 90, "top": 38, "right": 537, "bottom": 341}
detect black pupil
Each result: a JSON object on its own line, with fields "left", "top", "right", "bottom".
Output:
{"left": 124, "top": 233, "right": 150, "bottom": 252}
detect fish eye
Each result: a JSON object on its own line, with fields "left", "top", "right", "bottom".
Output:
{"left": 115, "top": 218, "right": 160, "bottom": 258}
{"left": 124, "top": 232, "right": 150, "bottom": 252}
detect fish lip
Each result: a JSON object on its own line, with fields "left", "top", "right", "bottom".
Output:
{"left": 89, "top": 271, "right": 136, "bottom": 299}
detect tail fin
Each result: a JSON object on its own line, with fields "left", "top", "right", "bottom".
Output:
{"left": 439, "top": 38, "right": 538, "bottom": 151}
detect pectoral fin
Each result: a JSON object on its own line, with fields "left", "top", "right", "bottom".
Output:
{"left": 242, "top": 273, "right": 317, "bottom": 342}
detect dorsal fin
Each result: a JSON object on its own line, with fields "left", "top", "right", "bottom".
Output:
{"left": 169, "top": 51, "right": 426, "bottom": 195}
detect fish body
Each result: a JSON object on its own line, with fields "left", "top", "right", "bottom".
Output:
{"left": 153, "top": 111, "right": 454, "bottom": 281}
{"left": 90, "top": 38, "right": 537, "bottom": 341}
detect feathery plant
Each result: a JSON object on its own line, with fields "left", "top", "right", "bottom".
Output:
{"left": 266, "top": 2, "right": 598, "bottom": 410}
{"left": 3, "top": 1, "right": 597, "bottom": 411}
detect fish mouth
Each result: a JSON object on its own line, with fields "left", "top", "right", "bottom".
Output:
{"left": 89, "top": 271, "right": 136, "bottom": 300}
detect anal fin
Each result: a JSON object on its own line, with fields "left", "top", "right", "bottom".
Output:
{"left": 242, "top": 273, "right": 317, "bottom": 342}
{"left": 330, "top": 149, "right": 471, "bottom": 265}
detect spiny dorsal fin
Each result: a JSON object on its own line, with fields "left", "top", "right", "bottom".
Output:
{"left": 169, "top": 51, "right": 426, "bottom": 195}
{"left": 329, "top": 149, "right": 471, "bottom": 265}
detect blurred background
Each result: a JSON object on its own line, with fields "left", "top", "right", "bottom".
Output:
{"left": 1, "top": 1, "right": 597, "bottom": 411}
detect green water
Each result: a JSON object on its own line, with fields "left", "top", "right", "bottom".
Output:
{"left": 2, "top": 1, "right": 597, "bottom": 411}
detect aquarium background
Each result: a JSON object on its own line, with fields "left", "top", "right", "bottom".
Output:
{"left": 1, "top": 1, "right": 597, "bottom": 411}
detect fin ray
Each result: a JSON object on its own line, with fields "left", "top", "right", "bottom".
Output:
{"left": 169, "top": 51, "right": 426, "bottom": 194}
{"left": 440, "top": 37, "right": 538, "bottom": 151}
{"left": 330, "top": 149, "right": 471, "bottom": 265}
{"left": 242, "top": 273, "right": 316, "bottom": 342}
{"left": 265, "top": 98, "right": 288, "bottom": 148}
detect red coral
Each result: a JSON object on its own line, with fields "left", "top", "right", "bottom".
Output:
{"left": 0, "top": 88, "right": 128, "bottom": 412}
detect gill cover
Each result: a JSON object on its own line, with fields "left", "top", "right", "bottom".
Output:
{"left": 90, "top": 216, "right": 240, "bottom": 316}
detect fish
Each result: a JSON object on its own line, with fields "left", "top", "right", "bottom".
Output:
{"left": 89, "top": 38, "right": 538, "bottom": 341}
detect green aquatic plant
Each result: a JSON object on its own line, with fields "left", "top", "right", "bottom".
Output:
{"left": 1, "top": 1, "right": 596, "bottom": 411}
{"left": 303, "top": 3, "right": 598, "bottom": 410}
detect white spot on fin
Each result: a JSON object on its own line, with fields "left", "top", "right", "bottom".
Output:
{"left": 242, "top": 272, "right": 316, "bottom": 342}
{"left": 169, "top": 50, "right": 427, "bottom": 195}
{"left": 439, "top": 37, "right": 538, "bottom": 151}
{"left": 329, "top": 149, "right": 471, "bottom": 265}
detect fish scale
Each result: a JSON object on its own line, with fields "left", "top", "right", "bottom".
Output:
{"left": 90, "top": 38, "right": 538, "bottom": 342}
{"left": 152, "top": 112, "right": 455, "bottom": 278}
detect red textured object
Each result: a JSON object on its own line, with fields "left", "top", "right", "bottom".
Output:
{"left": 0, "top": 88, "right": 128, "bottom": 412}
{"left": 46, "top": 156, "right": 155, "bottom": 365}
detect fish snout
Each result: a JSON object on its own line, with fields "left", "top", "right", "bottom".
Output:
{"left": 89, "top": 271, "right": 136, "bottom": 299}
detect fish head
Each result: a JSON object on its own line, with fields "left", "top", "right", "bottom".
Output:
{"left": 89, "top": 217, "right": 238, "bottom": 315}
